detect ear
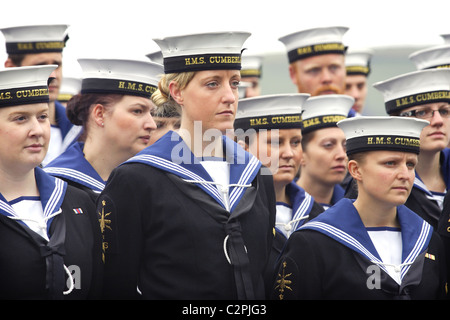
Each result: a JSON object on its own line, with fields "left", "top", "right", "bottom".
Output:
{"left": 4, "top": 58, "right": 17, "bottom": 68}
{"left": 237, "top": 139, "right": 248, "bottom": 151}
{"left": 91, "top": 104, "right": 105, "bottom": 127}
{"left": 169, "top": 81, "right": 183, "bottom": 105}
{"left": 348, "top": 160, "right": 362, "bottom": 181}
{"left": 288, "top": 63, "right": 298, "bottom": 86}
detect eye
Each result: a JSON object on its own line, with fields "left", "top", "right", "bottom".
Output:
{"left": 206, "top": 81, "right": 219, "bottom": 88}
{"left": 291, "top": 138, "right": 302, "bottom": 147}
{"left": 415, "top": 109, "right": 428, "bottom": 118}
{"left": 38, "top": 113, "right": 49, "bottom": 121}
{"left": 231, "top": 80, "right": 240, "bottom": 89}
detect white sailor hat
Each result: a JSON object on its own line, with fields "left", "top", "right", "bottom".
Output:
{"left": 337, "top": 116, "right": 429, "bottom": 155}
{"left": 58, "top": 77, "right": 81, "bottom": 102}
{"left": 278, "top": 26, "right": 348, "bottom": 63}
{"left": 345, "top": 48, "right": 373, "bottom": 76}
{"left": 373, "top": 68, "right": 450, "bottom": 114}
{"left": 241, "top": 54, "right": 263, "bottom": 78}
{"left": 301, "top": 94, "right": 354, "bottom": 134}
{"left": 145, "top": 50, "right": 164, "bottom": 65}
{"left": 234, "top": 93, "right": 310, "bottom": 131}
{"left": 441, "top": 34, "right": 450, "bottom": 43}
{"left": 78, "top": 58, "right": 163, "bottom": 98}
{"left": 0, "top": 64, "right": 56, "bottom": 107}
{"left": 0, "top": 24, "right": 69, "bottom": 55}
{"left": 153, "top": 31, "right": 251, "bottom": 74}
{"left": 409, "top": 44, "right": 450, "bottom": 70}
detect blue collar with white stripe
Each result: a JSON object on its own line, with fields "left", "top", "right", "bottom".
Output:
{"left": 124, "top": 131, "right": 262, "bottom": 213}
{"left": 285, "top": 181, "right": 314, "bottom": 229}
{"left": 44, "top": 142, "right": 106, "bottom": 192}
{"left": 300, "top": 198, "right": 433, "bottom": 281}
{"left": 0, "top": 167, "right": 67, "bottom": 236}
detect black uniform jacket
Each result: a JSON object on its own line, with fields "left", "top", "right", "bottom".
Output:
{"left": 0, "top": 168, "right": 103, "bottom": 299}
{"left": 271, "top": 198, "right": 447, "bottom": 300}
{"left": 98, "top": 132, "right": 276, "bottom": 299}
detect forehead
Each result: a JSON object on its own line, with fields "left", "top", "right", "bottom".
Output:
{"left": 20, "top": 52, "right": 63, "bottom": 66}
{"left": 0, "top": 102, "right": 49, "bottom": 115}
{"left": 294, "top": 53, "right": 345, "bottom": 70}
{"left": 307, "top": 127, "right": 345, "bottom": 142}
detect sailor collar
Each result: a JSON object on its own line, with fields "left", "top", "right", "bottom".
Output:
{"left": 44, "top": 142, "right": 106, "bottom": 192}
{"left": 413, "top": 149, "right": 450, "bottom": 196}
{"left": 300, "top": 198, "right": 433, "bottom": 281}
{"left": 0, "top": 166, "right": 67, "bottom": 238}
{"left": 276, "top": 182, "right": 314, "bottom": 236}
{"left": 124, "top": 130, "right": 262, "bottom": 213}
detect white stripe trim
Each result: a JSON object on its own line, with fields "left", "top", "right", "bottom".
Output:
{"left": 44, "top": 167, "right": 105, "bottom": 191}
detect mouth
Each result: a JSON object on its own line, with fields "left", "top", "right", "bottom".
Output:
{"left": 26, "top": 144, "right": 44, "bottom": 152}
{"left": 331, "top": 165, "right": 346, "bottom": 172}
{"left": 428, "top": 131, "right": 445, "bottom": 138}
{"left": 218, "top": 110, "right": 234, "bottom": 116}
{"left": 140, "top": 135, "right": 151, "bottom": 143}
{"left": 392, "top": 186, "right": 409, "bottom": 192}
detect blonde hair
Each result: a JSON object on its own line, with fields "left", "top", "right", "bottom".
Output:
{"left": 151, "top": 72, "right": 196, "bottom": 115}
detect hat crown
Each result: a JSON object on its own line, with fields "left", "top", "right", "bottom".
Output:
{"left": 0, "top": 65, "right": 56, "bottom": 90}
{"left": 345, "top": 48, "right": 373, "bottom": 67}
{"left": 279, "top": 26, "right": 348, "bottom": 51}
{"left": 0, "top": 24, "right": 69, "bottom": 42}
{"left": 338, "top": 116, "right": 428, "bottom": 140}
{"left": 373, "top": 68, "right": 450, "bottom": 113}
{"left": 153, "top": 31, "right": 251, "bottom": 57}
{"left": 301, "top": 94, "right": 354, "bottom": 119}
{"left": 236, "top": 93, "right": 309, "bottom": 118}
{"left": 78, "top": 58, "right": 163, "bottom": 86}
{"left": 409, "top": 44, "right": 450, "bottom": 70}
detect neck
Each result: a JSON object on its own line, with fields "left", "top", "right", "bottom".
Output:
{"left": 179, "top": 125, "right": 224, "bottom": 158}
{"left": 416, "top": 149, "right": 445, "bottom": 192}
{"left": 0, "top": 167, "right": 38, "bottom": 201}
{"left": 353, "top": 192, "right": 399, "bottom": 228}
{"left": 83, "top": 135, "right": 128, "bottom": 181}
{"left": 274, "top": 181, "right": 290, "bottom": 204}
{"left": 297, "top": 173, "right": 334, "bottom": 205}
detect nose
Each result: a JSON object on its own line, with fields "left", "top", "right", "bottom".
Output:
{"left": 397, "top": 162, "right": 411, "bottom": 180}
{"left": 29, "top": 116, "right": 45, "bottom": 138}
{"left": 429, "top": 109, "right": 444, "bottom": 126}
{"left": 321, "top": 69, "right": 333, "bottom": 84}
{"left": 145, "top": 113, "right": 157, "bottom": 131}
{"left": 222, "top": 83, "right": 237, "bottom": 105}
{"left": 280, "top": 143, "right": 294, "bottom": 159}
{"left": 335, "top": 143, "right": 347, "bottom": 160}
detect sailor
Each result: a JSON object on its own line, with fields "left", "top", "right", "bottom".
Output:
{"left": 97, "top": 31, "right": 276, "bottom": 299}
{"left": 272, "top": 116, "right": 447, "bottom": 299}
{"left": 279, "top": 26, "right": 355, "bottom": 116}
{"left": 370, "top": 68, "right": 450, "bottom": 229}
{"left": 57, "top": 76, "right": 81, "bottom": 107}
{"left": 345, "top": 48, "right": 373, "bottom": 115}
{"left": 44, "top": 59, "right": 161, "bottom": 202}
{"left": 0, "top": 24, "right": 82, "bottom": 165}
{"left": 296, "top": 94, "right": 354, "bottom": 210}
{"left": 0, "top": 65, "right": 102, "bottom": 299}
{"left": 146, "top": 50, "right": 181, "bottom": 145}
{"left": 234, "top": 93, "right": 324, "bottom": 292}
{"left": 240, "top": 53, "right": 264, "bottom": 98}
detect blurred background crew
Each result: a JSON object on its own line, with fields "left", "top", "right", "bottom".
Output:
{"left": 278, "top": 26, "right": 348, "bottom": 96}
{"left": 297, "top": 94, "right": 354, "bottom": 210}
{"left": 0, "top": 24, "right": 82, "bottom": 166}
{"left": 45, "top": 59, "right": 161, "bottom": 202}
{"left": 345, "top": 48, "right": 373, "bottom": 115}
{"left": 240, "top": 53, "right": 264, "bottom": 98}
{"left": 57, "top": 76, "right": 81, "bottom": 107}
